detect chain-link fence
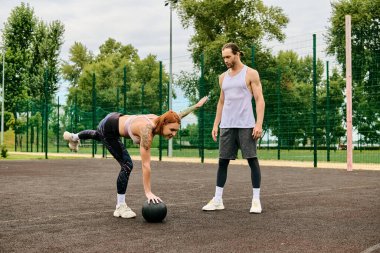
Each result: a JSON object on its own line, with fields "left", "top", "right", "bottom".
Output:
{"left": 7, "top": 33, "right": 380, "bottom": 168}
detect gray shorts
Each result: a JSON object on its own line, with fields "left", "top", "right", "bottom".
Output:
{"left": 219, "top": 128, "right": 257, "bottom": 159}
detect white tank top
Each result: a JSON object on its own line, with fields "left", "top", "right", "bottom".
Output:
{"left": 220, "top": 65, "right": 255, "bottom": 128}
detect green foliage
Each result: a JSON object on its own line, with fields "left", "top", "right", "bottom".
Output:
{"left": 2, "top": 3, "right": 64, "bottom": 115}
{"left": 61, "top": 42, "right": 93, "bottom": 86}
{"left": 326, "top": 0, "right": 380, "bottom": 142}
{"left": 173, "top": 0, "right": 289, "bottom": 144}
{"left": 1, "top": 145, "right": 8, "bottom": 158}
{"left": 2, "top": 3, "right": 36, "bottom": 114}
{"left": 62, "top": 38, "right": 170, "bottom": 131}
{"left": 3, "top": 112, "right": 14, "bottom": 132}
{"left": 175, "top": 0, "right": 288, "bottom": 68}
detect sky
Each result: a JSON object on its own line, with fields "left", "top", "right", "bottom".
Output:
{"left": 0, "top": 0, "right": 334, "bottom": 124}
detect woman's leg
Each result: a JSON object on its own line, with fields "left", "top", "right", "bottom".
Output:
{"left": 78, "top": 130, "right": 101, "bottom": 141}
{"left": 102, "top": 137, "right": 133, "bottom": 194}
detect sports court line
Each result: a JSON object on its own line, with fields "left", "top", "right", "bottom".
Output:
{"left": 0, "top": 184, "right": 377, "bottom": 225}
{"left": 360, "top": 243, "right": 380, "bottom": 253}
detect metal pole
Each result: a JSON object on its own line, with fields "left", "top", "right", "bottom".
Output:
{"left": 141, "top": 83, "right": 145, "bottom": 114}
{"left": 326, "top": 61, "right": 330, "bottom": 162}
{"left": 312, "top": 34, "right": 317, "bottom": 168}
{"left": 168, "top": 2, "right": 173, "bottom": 157}
{"left": 57, "top": 96, "right": 60, "bottom": 153}
{"left": 92, "top": 73, "right": 96, "bottom": 158}
{"left": 277, "top": 67, "right": 281, "bottom": 160}
{"left": 159, "top": 61, "right": 163, "bottom": 161}
{"left": 74, "top": 92, "right": 77, "bottom": 133}
{"left": 1, "top": 46, "right": 4, "bottom": 145}
{"left": 123, "top": 65, "right": 127, "bottom": 147}
{"left": 26, "top": 101, "right": 29, "bottom": 152}
{"left": 44, "top": 69, "right": 48, "bottom": 159}
{"left": 345, "top": 15, "right": 353, "bottom": 171}
{"left": 251, "top": 45, "right": 255, "bottom": 69}
{"left": 199, "top": 53, "right": 205, "bottom": 163}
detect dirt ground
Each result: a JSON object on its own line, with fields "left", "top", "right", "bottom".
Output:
{"left": 0, "top": 159, "right": 379, "bottom": 253}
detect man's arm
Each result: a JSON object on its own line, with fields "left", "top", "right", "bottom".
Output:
{"left": 212, "top": 74, "right": 225, "bottom": 142}
{"left": 178, "top": 96, "right": 209, "bottom": 119}
{"left": 250, "top": 69, "right": 265, "bottom": 139}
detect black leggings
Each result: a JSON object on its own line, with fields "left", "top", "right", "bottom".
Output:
{"left": 78, "top": 113, "right": 133, "bottom": 194}
{"left": 216, "top": 157, "right": 261, "bottom": 188}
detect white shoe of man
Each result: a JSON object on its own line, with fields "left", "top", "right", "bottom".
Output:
{"left": 250, "top": 199, "right": 262, "bottom": 213}
{"left": 113, "top": 203, "right": 136, "bottom": 218}
{"left": 202, "top": 197, "right": 225, "bottom": 211}
{"left": 63, "top": 131, "right": 80, "bottom": 152}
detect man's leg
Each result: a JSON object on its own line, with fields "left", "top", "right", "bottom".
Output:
{"left": 202, "top": 158, "right": 229, "bottom": 211}
{"left": 239, "top": 128, "right": 262, "bottom": 213}
{"left": 215, "top": 158, "right": 230, "bottom": 201}
{"left": 248, "top": 157, "right": 262, "bottom": 213}
{"left": 203, "top": 128, "right": 238, "bottom": 211}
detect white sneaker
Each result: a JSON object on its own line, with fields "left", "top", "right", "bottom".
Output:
{"left": 202, "top": 197, "right": 224, "bottom": 211}
{"left": 63, "top": 131, "right": 80, "bottom": 152}
{"left": 113, "top": 203, "right": 136, "bottom": 218}
{"left": 250, "top": 199, "right": 262, "bottom": 213}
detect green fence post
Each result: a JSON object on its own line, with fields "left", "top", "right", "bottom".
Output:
{"left": 30, "top": 102, "right": 34, "bottom": 152}
{"left": 74, "top": 92, "right": 78, "bottom": 133}
{"left": 57, "top": 96, "right": 60, "bottom": 153}
{"left": 44, "top": 69, "right": 48, "bottom": 159}
{"left": 36, "top": 117, "right": 39, "bottom": 152}
{"left": 14, "top": 105, "right": 17, "bottom": 151}
{"left": 277, "top": 67, "right": 281, "bottom": 160}
{"left": 251, "top": 45, "right": 255, "bottom": 69}
{"left": 92, "top": 72, "right": 96, "bottom": 158}
{"left": 312, "top": 34, "right": 317, "bottom": 168}
{"left": 159, "top": 61, "right": 163, "bottom": 161}
{"left": 69, "top": 105, "right": 73, "bottom": 132}
{"left": 123, "top": 65, "right": 127, "bottom": 147}
{"left": 199, "top": 53, "right": 205, "bottom": 163}
{"left": 26, "top": 101, "right": 29, "bottom": 152}
{"left": 41, "top": 106, "right": 44, "bottom": 153}
{"left": 326, "top": 61, "right": 330, "bottom": 162}
{"left": 141, "top": 83, "right": 145, "bottom": 114}
{"left": 116, "top": 86, "right": 120, "bottom": 112}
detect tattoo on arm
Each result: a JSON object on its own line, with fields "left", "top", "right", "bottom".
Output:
{"left": 178, "top": 104, "right": 197, "bottom": 119}
{"left": 140, "top": 125, "right": 153, "bottom": 150}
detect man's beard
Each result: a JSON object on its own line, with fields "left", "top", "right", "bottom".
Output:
{"left": 226, "top": 61, "right": 235, "bottom": 69}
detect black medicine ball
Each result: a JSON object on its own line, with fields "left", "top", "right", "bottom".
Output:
{"left": 142, "top": 200, "right": 167, "bottom": 223}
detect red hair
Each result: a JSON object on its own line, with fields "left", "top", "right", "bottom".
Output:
{"left": 153, "top": 110, "right": 181, "bottom": 135}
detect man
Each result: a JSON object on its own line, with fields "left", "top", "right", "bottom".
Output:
{"left": 202, "top": 43, "right": 265, "bottom": 213}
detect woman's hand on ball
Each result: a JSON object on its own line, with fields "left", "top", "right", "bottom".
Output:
{"left": 146, "top": 192, "right": 162, "bottom": 203}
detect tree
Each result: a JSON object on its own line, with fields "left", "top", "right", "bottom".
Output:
{"left": 31, "top": 20, "right": 65, "bottom": 101}
{"left": 2, "top": 3, "right": 36, "bottom": 115}
{"left": 61, "top": 42, "right": 94, "bottom": 87}
{"left": 173, "top": 0, "right": 288, "bottom": 146}
{"left": 326, "top": 0, "right": 380, "bottom": 143}
{"left": 62, "top": 39, "right": 169, "bottom": 131}
{"left": 2, "top": 3, "right": 64, "bottom": 119}
{"left": 265, "top": 51, "right": 327, "bottom": 147}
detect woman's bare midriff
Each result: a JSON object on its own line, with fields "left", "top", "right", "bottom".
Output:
{"left": 118, "top": 115, "right": 158, "bottom": 137}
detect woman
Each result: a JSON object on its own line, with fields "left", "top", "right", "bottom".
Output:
{"left": 63, "top": 96, "right": 208, "bottom": 218}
